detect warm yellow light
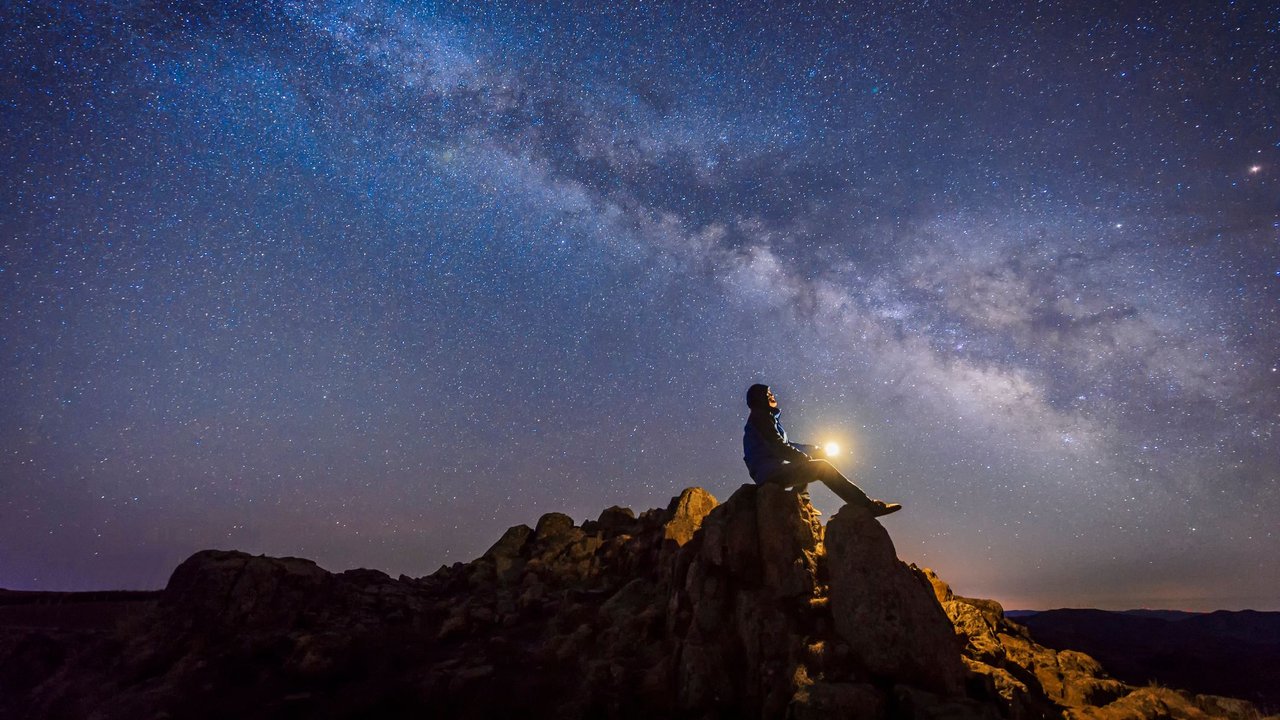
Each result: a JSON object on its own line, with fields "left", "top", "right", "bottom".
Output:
{"left": 824, "top": 441, "right": 841, "bottom": 457}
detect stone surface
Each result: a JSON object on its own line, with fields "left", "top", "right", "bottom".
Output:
{"left": 662, "top": 486, "right": 718, "bottom": 546}
{"left": 826, "top": 503, "right": 966, "bottom": 695}
{"left": 2, "top": 486, "right": 1271, "bottom": 720}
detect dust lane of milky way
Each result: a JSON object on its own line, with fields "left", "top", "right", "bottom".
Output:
{"left": 1, "top": 1, "right": 1276, "bottom": 610}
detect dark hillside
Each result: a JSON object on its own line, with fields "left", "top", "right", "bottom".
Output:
{"left": 1020, "top": 609, "right": 1280, "bottom": 712}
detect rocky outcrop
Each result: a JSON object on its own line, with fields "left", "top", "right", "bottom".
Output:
{"left": 826, "top": 505, "right": 964, "bottom": 696}
{"left": 923, "top": 569, "right": 1267, "bottom": 720}
{"left": 1, "top": 485, "right": 1272, "bottom": 720}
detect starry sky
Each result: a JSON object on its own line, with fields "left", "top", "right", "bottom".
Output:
{"left": 2, "top": 1, "right": 1277, "bottom": 610}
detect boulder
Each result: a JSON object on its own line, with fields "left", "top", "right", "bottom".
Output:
{"left": 593, "top": 505, "right": 637, "bottom": 534}
{"left": 663, "top": 487, "right": 718, "bottom": 546}
{"left": 755, "top": 484, "right": 822, "bottom": 599}
{"left": 826, "top": 504, "right": 966, "bottom": 695}
{"left": 161, "top": 549, "right": 334, "bottom": 633}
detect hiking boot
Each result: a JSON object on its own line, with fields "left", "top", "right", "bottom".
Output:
{"left": 867, "top": 500, "right": 902, "bottom": 517}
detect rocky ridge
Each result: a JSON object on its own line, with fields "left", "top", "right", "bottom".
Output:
{"left": 2, "top": 485, "right": 1270, "bottom": 719}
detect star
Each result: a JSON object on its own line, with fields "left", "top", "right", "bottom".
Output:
{"left": 1, "top": 0, "right": 1275, "bottom": 612}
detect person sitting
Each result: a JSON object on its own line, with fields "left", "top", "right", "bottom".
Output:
{"left": 742, "top": 383, "right": 901, "bottom": 516}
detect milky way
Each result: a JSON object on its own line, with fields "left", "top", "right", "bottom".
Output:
{"left": 2, "top": 1, "right": 1276, "bottom": 609}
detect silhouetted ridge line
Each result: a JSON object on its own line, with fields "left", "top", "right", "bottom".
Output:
{"left": 1, "top": 486, "right": 1273, "bottom": 719}
{"left": 1020, "top": 608, "right": 1280, "bottom": 712}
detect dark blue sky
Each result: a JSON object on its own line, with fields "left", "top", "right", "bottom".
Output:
{"left": 2, "top": 0, "right": 1276, "bottom": 610}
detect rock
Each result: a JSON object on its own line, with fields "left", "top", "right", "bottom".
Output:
{"left": 791, "top": 681, "right": 886, "bottom": 719}
{"left": 482, "top": 523, "right": 532, "bottom": 560}
{"left": 284, "top": 631, "right": 348, "bottom": 679}
{"left": 826, "top": 504, "right": 966, "bottom": 695}
{"left": 894, "top": 684, "right": 1001, "bottom": 720}
{"left": 593, "top": 505, "right": 636, "bottom": 534}
{"left": 663, "top": 487, "right": 717, "bottom": 546}
{"left": 534, "top": 512, "right": 575, "bottom": 539}
{"left": 755, "top": 484, "right": 822, "bottom": 599}
{"left": 0, "top": 631, "right": 68, "bottom": 701}
{"left": 944, "top": 600, "right": 1006, "bottom": 663}
{"left": 4, "top": 486, "right": 1269, "bottom": 720}
{"left": 338, "top": 567, "right": 392, "bottom": 585}
{"left": 924, "top": 566, "right": 955, "bottom": 603}
{"left": 161, "top": 549, "right": 334, "bottom": 632}
{"left": 962, "top": 657, "right": 1033, "bottom": 716}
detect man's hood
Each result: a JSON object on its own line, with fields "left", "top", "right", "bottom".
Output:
{"left": 746, "top": 383, "right": 774, "bottom": 412}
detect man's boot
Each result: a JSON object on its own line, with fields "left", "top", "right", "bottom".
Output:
{"left": 867, "top": 499, "right": 902, "bottom": 517}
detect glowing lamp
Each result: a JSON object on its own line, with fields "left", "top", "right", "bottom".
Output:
{"left": 823, "top": 441, "right": 841, "bottom": 457}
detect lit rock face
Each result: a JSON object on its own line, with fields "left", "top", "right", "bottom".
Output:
{"left": 2, "top": 486, "right": 1271, "bottom": 720}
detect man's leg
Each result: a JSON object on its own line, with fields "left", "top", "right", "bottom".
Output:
{"left": 763, "top": 460, "right": 873, "bottom": 506}
{"left": 761, "top": 463, "right": 814, "bottom": 491}
{"left": 811, "top": 460, "right": 873, "bottom": 506}
{"left": 814, "top": 461, "right": 902, "bottom": 515}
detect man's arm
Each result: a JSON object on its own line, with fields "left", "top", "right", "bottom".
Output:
{"left": 791, "top": 442, "right": 824, "bottom": 458}
{"left": 749, "top": 414, "right": 811, "bottom": 462}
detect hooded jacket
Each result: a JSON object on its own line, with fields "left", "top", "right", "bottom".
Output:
{"left": 742, "top": 389, "right": 817, "bottom": 482}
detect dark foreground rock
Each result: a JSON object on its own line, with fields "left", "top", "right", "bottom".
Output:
{"left": 1, "top": 485, "right": 1272, "bottom": 719}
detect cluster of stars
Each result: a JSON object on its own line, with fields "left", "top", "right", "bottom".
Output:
{"left": 1, "top": 0, "right": 1276, "bottom": 610}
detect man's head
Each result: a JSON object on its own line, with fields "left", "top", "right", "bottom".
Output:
{"left": 746, "top": 384, "right": 778, "bottom": 410}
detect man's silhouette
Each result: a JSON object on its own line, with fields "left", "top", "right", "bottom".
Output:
{"left": 742, "top": 383, "right": 901, "bottom": 516}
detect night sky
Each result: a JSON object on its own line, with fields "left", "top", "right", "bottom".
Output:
{"left": 2, "top": 1, "right": 1276, "bottom": 611}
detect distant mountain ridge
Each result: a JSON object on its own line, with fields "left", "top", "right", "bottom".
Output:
{"left": 1010, "top": 609, "right": 1242, "bottom": 623}
{"left": 1112, "top": 610, "right": 1203, "bottom": 622}
{"left": 1014, "top": 608, "right": 1280, "bottom": 712}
